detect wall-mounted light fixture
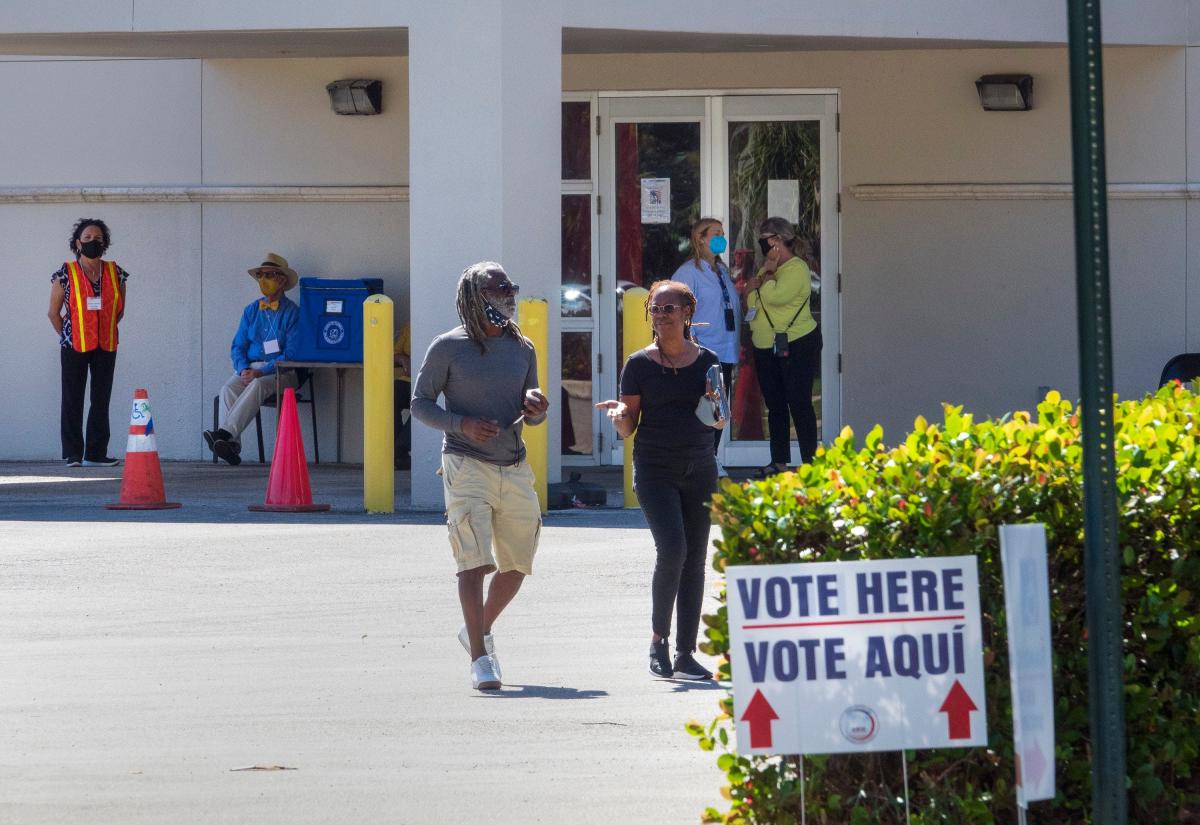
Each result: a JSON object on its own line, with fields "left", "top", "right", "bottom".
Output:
{"left": 975, "top": 74, "right": 1033, "bottom": 111}
{"left": 326, "top": 79, "right": 383, "bottom": 115}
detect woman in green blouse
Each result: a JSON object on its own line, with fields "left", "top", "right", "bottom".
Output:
{"left": 744, "top": 217, "right": 822, "bottom": 476}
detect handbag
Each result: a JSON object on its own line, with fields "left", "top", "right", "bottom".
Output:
{"left": 755, "top": 288, "right": 810, "bottom": 358}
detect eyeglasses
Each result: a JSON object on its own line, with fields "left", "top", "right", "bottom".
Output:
{"left": 486, "top": 282, "right": 521, "bottom": 296}
{"left": 648, "top": 304, "right": 681, "bottom": 315}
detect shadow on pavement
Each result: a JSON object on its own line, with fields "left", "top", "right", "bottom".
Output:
{"left": 669, "top": 680, "right": 726, "bottom": 692}
{"left": 478, "top": 685, "right": 609, "bottom": 700}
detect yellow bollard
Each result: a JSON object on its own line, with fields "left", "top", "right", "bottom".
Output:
{"left": 518, "top": 298, "right": 549, "bottom": 514}
{"left": 621, "top": 287, "right": 652, "bottom": 508}
{"left": 363, "top": 295, "right": 395, "bottom": 513}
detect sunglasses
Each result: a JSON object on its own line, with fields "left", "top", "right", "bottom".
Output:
{"left": 648, "top": 304, "right": 682, "bottom": 315}
{"left": 486, "top": 282, "right": 521, "bottom": 296}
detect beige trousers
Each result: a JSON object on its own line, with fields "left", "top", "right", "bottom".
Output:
{"left": 218, "top": 362, "right": 298, "bottom": 443}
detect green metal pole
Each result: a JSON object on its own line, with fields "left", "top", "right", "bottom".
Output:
{"left": 1065, "top": 0, "right": 1127, "bottom": 821}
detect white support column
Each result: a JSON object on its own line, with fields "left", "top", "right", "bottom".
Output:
{"left": 408, "top": 1, "right": 562, "bottom": 509}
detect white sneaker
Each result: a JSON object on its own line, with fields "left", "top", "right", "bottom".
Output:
{"left": 458, "top": 625, "right": 501, "bottom": 680}
{"left": 716, "top": 461, "right": 729, "bottom": 478}
{"left": 471, "top": 655, "right": 501, "bottom": 690}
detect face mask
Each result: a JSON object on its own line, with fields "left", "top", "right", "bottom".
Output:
{"left": 484, "top": 302, "right": 512, "bottom": 327}
{"left": 708, "top": 235, "right": 727, "bottom": 255}
{"left": 79, "top": 240, "right": 104, "bottom": 259}
{"left": 258, "top": 277, "right": 280, "bottom": 297}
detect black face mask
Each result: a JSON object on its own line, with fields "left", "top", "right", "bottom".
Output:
{"left": 79, "top": 240, "right": 104, "bottom": 259}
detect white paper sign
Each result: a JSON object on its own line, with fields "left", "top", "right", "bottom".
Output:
{"left": 640, "top": 177, "right": 671, "bottom": 224}
{"left": 86, "top": 296, "right": 102, "bottom": 311}
{"left": 767, "top": 179, "right": 801, "bottom": 224}
{"left": 727, "top": 556, "right": 987, "bottom": 756}
{"left": 1000, "top": 525, "right": 1056, "bottom": 806}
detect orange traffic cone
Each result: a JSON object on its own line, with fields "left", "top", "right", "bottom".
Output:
{"left": 249, "top": 387, "right": 330, "bottom": 512}
{"left": 106, "top": 389, "right": 182, "bottom": 510}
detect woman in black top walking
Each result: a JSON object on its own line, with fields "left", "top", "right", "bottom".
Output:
{"left": 596, "top": 280, "right": 726, "bottom": 680}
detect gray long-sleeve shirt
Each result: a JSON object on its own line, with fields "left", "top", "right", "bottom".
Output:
{"left": 411, "top": 325, "right": 544, "bottom": 466}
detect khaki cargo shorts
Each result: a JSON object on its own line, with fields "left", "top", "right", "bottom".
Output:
{"left": 441, "top": 452, "right": 542, "bottom": 575}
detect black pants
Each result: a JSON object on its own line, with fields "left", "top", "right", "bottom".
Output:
{"left": 394, "top": 379, "right": 411, "bottom": 468}
{"left": 753, "top": 328, "right": 822, "bottom": 466}
{"left": 60, "top": 346, "right": 118, "bottom": 461}
{"left": 712, "top": 362, "right": 735, "bottom": 455}
{"left": 634, "top": 452, "right": 718, "bottom": 655}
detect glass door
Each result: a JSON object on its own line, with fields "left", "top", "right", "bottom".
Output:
{"left": 596, "top": 92, "right": 839, "bottom": 469}
{"left": 716, "top": 94, "right": 840, "bottom": 469}
{"left": 597, "top": 96, "right": 708, "bottom": 464}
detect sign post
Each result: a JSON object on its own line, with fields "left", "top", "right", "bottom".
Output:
{"left": 727, "top": 556, "right": 987, "bottom": 756}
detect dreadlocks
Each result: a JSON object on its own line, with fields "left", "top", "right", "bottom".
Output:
{"left": 455, "top": 261, "right": 530, "bottom": 353}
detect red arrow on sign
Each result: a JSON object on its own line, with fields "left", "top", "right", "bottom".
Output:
{"left": 740, "top": 689, "right": 779, "bottom": 749}
{"left": 938, "top": 679, "right": 979, "bottom": 740}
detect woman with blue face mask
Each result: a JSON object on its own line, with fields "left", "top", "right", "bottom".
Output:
{"left": 671, "top": 218, "right": 738, "bottom": 476}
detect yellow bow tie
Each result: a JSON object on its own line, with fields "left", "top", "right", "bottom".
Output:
{"left": 259, "top": 299, "right": 279, "bottom": 311}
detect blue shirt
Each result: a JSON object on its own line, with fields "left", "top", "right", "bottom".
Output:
{"left": 671, "top": 258, "right": 740, "bottom": 363}
{"left": 230, "top": 294, "right": 299, "bottom": 376}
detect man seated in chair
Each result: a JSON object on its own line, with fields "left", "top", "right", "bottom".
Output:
{"left": 204, "top": 253, "right": 300, "bottom": 466}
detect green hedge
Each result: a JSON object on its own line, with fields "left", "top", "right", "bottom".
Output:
{"left": 689, "top": 385, "right": 1200, "bottom": 823}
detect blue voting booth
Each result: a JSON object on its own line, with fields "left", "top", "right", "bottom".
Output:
{"left": 293, "top": 277, "right": 385, "bottom": 362}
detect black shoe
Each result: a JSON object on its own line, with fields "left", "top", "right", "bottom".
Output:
{"left": 65, "top": 457, "right": 82, "bottom": 468}
{"left": 649, "top": 639, "right": 673, "bottom": 678}
{"left": 212, "top": 439, "right": 242, "bottom": 466}
{"left": 203, "top": 429, "right": 234, "bottom": 454}
{"left": 672, "top": 653, "right": 713, "bottom": 681}
{"left": 83, "top": 457, "right": 120, "bottom": 467}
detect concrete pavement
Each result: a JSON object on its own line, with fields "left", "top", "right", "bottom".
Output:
{"left": 0, "top": 462, "right": 728, "bottom": 824}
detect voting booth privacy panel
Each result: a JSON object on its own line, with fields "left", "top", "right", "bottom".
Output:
{"left": 727, "top": 556, "right": 987, "bottom": 756}
{"left": 293, "top": 278, "right": 385, "bottom": 362}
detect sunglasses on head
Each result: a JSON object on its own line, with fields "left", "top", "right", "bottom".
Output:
{"left": 648, "top": 303, "right": 682, "bottom": 315}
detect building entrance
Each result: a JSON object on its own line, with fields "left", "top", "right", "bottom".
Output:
{"left": 560, "top": 91, "right": 840, "bottom": 469}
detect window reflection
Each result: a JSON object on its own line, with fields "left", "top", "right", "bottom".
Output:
{"left": 561, "top": 332, "right": 593, "bottom": 455}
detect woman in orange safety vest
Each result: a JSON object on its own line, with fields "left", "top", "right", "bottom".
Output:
{"left": 47, "top": 218, "right": 129, "bottom": 467}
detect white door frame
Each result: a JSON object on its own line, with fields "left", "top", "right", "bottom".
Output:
{"left": 595, "top": 89, "right": 841, "bottom": 468}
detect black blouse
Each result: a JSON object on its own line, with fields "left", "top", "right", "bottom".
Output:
{"left": 619, "top": 345, "right": 719, "bottom": 461}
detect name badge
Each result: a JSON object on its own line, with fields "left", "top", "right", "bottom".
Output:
{"left": 744, "top": 307, "right": 758, "bottom": 322}
{"left": 86, "top": 296, "right": 103, "bottom": 311}
{"left": 263, "top": 339, "right": 281, "bottom": 355}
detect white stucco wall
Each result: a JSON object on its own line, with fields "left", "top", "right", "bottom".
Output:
{"left": 1, "top": 55, "right": 408, "bottom": 461}
{"left": 0, "top": 1, "right": 1189, "bottom": 46}
{"left": 3, "top": 40, "right": 1197, "bottom": 463}
{"left": 565, "top": 45, "right": 1195, "bottom": 439}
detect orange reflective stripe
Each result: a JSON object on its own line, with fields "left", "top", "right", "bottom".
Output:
{"left": 66, "top": 262, "right": 89, "bottom": 351}
{"left": 105, "top": 261, "right": 119, "bottom": 349}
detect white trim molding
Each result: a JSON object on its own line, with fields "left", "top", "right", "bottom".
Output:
{"left": 851, "top": 182, "right": 1200, "bottom": 201}
{"left": 0, "top": 186, "right": 410, "bottom": 204}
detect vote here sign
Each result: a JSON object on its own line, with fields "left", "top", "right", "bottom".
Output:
{"left": 727, "top": 556, "right": 987, "bottom": 755}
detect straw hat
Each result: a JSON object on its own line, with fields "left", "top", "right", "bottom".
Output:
{"left": 248, "top": 253, "right": 299, "bottom": 291}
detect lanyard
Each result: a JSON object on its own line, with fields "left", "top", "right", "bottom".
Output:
{"left": 262, "top": 306, "right": 282, "bottom": 343}
{"left": 709, "top": 260, "right": 734, "bottom": 310}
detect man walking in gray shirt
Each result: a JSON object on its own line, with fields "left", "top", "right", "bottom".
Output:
{"left": 411, "top": 261, "right": 549, "bottom": 691}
